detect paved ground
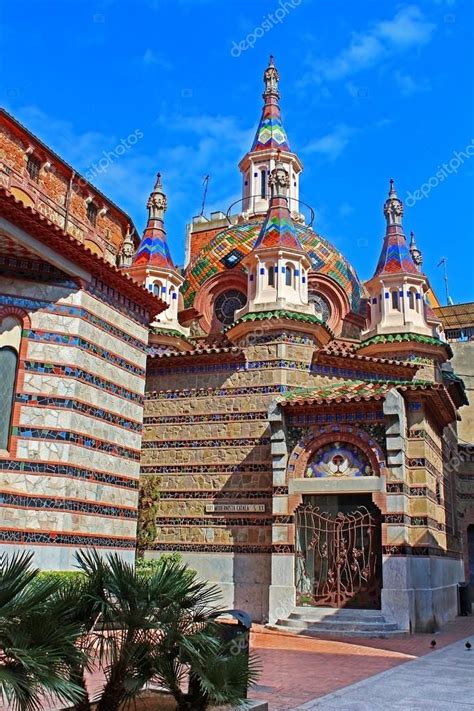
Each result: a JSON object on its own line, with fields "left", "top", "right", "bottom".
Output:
{"left": 248, "top": 615, "right": 474, "bottom": 711}
{"left": 291, "top": 637, "right": 474, "bottom": 710}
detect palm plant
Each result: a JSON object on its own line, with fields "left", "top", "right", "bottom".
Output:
{"left": 76, "top": 550, "right": 260, "bottom": 711}
{"left": 0, "top": 551, "right": 86, "bottom": 711}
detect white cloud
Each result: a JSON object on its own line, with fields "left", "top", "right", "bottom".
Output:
{"left": 394, "top": 71, "right": 430, "bottom": 96}
{"left": 306, "top": 5, "right": 436, "bottom": 84}
{"left": 304, "top": 124, "right": 357, "bottom": 161}
{"left": 142, "top": 49, "right": 172, "bottom": 70}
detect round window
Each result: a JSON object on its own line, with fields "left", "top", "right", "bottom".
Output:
{"left": 214, "top": 289, "right": 247, "bottom": 325}
{"left": 309, "top": 292, "right": 331, "bottom": 322}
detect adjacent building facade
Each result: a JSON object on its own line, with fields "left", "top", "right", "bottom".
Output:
{"left": 0, "top": 114, "right": 164, "bottom": 566}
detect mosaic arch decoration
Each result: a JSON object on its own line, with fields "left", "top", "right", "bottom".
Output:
{"left": 305, "top": 442, "right": 374, "bottom": 478}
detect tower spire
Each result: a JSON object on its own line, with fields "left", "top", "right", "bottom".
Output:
{"left": 251, "top": 55, "right": 289, "bottom": 152}
{"left": 374, "top": 179, "right": 418, "bottom": 275}
{"left": 239, "top": 57, "right": 303, "bottom": 217}
{"left": 132, "top": 172, "right": 174, "bottom": 269}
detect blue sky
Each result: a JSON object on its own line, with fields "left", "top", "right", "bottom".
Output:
{"left": 1, "top": 0, "right": 473, "bottom": 304}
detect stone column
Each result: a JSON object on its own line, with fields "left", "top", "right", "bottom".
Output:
{"left": 381, "top": 388, "right": 415, "bottom": 631}
{"left": 267, "top": 399, "right": 296, "bottom": 623}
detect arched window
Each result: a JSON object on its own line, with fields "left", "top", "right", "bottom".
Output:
{"left": 391, "top": 290, "right": 400, "bottom": 311}
{"left": 153, "top": 282, "right": 161, "bottom": 296}
{"left": 285, "top": 265, "right": 293, "bottom": 286}
{"left": 268, "top": 265, "right": 275, "bottom": 287}
{"left": 0, "top": 347, "right": 17, "bottom": 449}
{"left": 260, "top": 169, "right": 267, "bottom": 199}
{"left": 408, "top": 290, "right": 415, "bottom": 310}
{"left": 0, "top": 314, "right": 22, "bottom": 451}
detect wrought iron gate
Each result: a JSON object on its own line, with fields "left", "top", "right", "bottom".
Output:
{"left": 295, "top": 505, "right": 381, "bottom": 608}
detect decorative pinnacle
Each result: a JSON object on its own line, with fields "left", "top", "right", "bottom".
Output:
{"left": 409, "top": 230, "right": 423, "bottom": 269}
{"left": 269, "top": 151, "right": 290, "bottom": 198}
{"left": 383, "top": 178, "right": 404, "bottom": 226}
{"left": 147, "top": 171, "right": 167, "bottom": 220}
{"left": 263, "top": 54, "right": 280, "bottom": 101}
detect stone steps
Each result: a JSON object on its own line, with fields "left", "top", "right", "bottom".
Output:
{"left": 269, "top": 606, "right": 408, "bottom": 639}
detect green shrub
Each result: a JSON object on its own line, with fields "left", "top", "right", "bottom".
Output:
{"left": 135, "top": 553, "right": 183, "bottom": 576}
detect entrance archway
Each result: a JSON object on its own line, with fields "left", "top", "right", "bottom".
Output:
{"left": 295, "top": 494, "right": 382, "bottom": 609}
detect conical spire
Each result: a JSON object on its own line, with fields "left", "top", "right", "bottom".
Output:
{"left": 254, "top": 155, "right": 302, "bottom": 250}
{"left": 132, "top": 173, "right": 174, "bottom": 268}
{"left": 409, "top": 231, "right": 423, "bottom": 271}
{"left": 374, "top": 179, "right": 418, "bottom": 275}
{"left": 250, "top": 56, "right": 290, "bottom": 152}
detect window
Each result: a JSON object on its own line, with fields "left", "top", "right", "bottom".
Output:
{"left": 214, "top": 289, "right": 247, "bottom": 325}
{"left": 87, "top": 202, "right": 98, "bottom": 226}
{"left": 408, "top": 290, "right": 415, "bottom": 310}
{"left": 391, "top": 290, "right": 400, "bottom": 310}
{"left": 308, "top": 292, "right": 331, "bottom": 322}
{"left": 0, "top": 315, "right": 21, "bottom": 451}
{"left": 152, "top": 282, "right": 161, "bottom": 296}
{"left": 26, "top": 155, "right": 41, "bottom": 182}
{"left": 268, "top": 265, "right": 275, "bottom": 286}
{"left": 260, "top": 169, "right": 267, "bottom": 199}
{"left": 285, "top": 265, "right": 293, "bottom": 286}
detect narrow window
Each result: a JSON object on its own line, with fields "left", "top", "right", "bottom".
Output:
{"left": 408, "top": 290, "right": 415, "bottom": 310}
{"left": 391, "top": 290, "right": 400, "bottom": 310}
{"left": 268, "top": 265, "right": 275, "bottom": 286}
{"left": 87, "top": 202, "right": 98, "bottom": 226}
{"left": 260, "top": 169, "right": 266, "bottom": 199}
{"left": 285, "top": 265, "right": 292, "bottom": 286}
{"left": 0, "top": 347, "right": 18, "bottom": 450}
{"left": 26, "top": 155, "right": 41, "bottom": 182}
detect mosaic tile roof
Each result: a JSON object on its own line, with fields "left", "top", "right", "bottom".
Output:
{"left": 254, "top": 196, "right": 303, "bottom": 250}
{"left": 251, "top": 100, "right": 290, "bottom": 153}
{"left": 358, "top": 332, "right": 452, "bottom": 356}
{"left": 284, "top": 379, "right": 435, "bottom": 406}
{"left": 182, "top": 220, "right": 363, "bottom": 312}
{"left": 374, "top": 224, "right": 418, "bottom": 275}
{"left": 132, "top": 228, "right": 174, "bottom": 269}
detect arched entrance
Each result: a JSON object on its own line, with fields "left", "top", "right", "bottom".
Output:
{"left": 295, "top": 494, "right": 382, "bottom": 609}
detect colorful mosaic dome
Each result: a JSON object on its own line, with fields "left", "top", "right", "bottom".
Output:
{"left": 182, "top": 220, "right": 363, "bottom": 312}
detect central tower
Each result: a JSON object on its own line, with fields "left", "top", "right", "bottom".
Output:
{"left": 239, "top": 56, "right": 303, "bottom": 218}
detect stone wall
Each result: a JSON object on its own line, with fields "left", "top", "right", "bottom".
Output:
{"left": 0, "top": 262, "right": 149, "bottom": 567}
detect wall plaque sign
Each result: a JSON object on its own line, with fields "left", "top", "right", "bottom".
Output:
{"left": 205, "top": 503, "right": 266, "bottom": 513}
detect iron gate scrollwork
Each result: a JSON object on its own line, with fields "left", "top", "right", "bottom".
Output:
{"left": 295, "top": 505, "right": 381, "bottom": 608}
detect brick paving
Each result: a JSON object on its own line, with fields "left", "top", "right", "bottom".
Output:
{"left": 248, "top": 615, "right": 474, "bottom": 711}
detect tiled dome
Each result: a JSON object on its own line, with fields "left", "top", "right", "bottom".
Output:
{"left": 182, "top": 219, "right": 364, "bottom": 313}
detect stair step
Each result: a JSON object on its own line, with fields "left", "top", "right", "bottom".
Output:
{"left": 268, "top": 624, "right": 408, "bottom": 639}
{"left": 277, "top": 618, "right": 399, "bottom": 632}
{"left": 288, "top": 612, "right": 386, "bottom": 624}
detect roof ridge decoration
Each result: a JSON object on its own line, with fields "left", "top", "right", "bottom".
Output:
{"left": 358, "top": 332, "right": 453, "bottom": 358}
{"left": 253, "top": 155, "right": 303, "bottom": 251}
{"left": 374, "top": 179, "right": 418, "bottom": 276}
{"left": 250, "top": 56, "right": 290, "bottom": 153}
{"left": 132, "top": 173, "right": 174, "bottom": 269}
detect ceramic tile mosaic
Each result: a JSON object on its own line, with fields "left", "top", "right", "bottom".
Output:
{"left": 182, "top": 220, "right": 363, "bottom": 311}
{"left": 374, "top": 224, "right": 418, "bottom": 275}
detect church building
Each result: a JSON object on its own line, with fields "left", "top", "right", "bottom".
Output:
{"left": 0, "top": 58, "right": 470, "bottom": 634}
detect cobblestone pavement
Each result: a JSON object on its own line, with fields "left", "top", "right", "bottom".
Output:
{"left": 248, "top": 615, "right": 474, "bottom": 711}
